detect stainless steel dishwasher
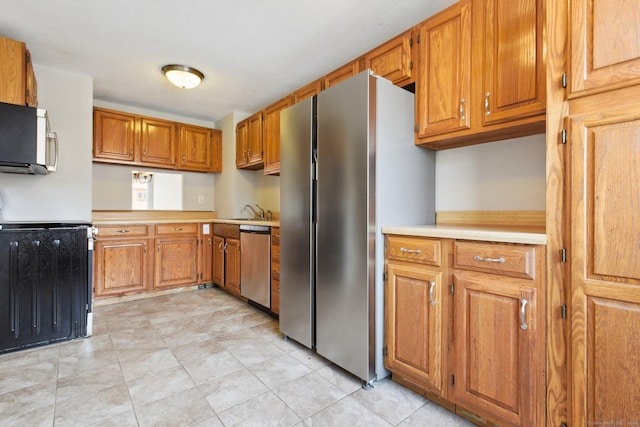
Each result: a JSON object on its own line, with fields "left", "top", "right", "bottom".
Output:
{"left": 240, "top": 224, "right": 271, "bottom": 308}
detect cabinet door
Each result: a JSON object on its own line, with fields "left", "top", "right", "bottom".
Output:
{"left": 212, "top": 235, "right": 225, "bottom": 287}
{"left": 480, "top": 0, "right": 545, "bottom": 125}
{"left": 385, "top": 262, "right": 444, "bottom": 395}
{"left": 270, "top": 227, "right": 280, "bottom": 314}
{"left": 94, "top": 238, "right": 151, "bottom": 296}
{"left": 364, "top": 30, "right": 413, "bottom": 86}
{"left": 140, "top": 117, "right": 177, "bottom": 167}
{"left": 568, "top": 98, "right": 640, "bottom": 426}
{"left": 263, "top": 97, "right": 292, "bottom": 175}
{"left": 569, "top": 0, "right": 640, "bottom": 96}
{"left": 154, "top": 236, "right": 198, "bottom": 288}
{"left": 415, "top": 0, "right": 471, "bottom": 139}
{"left": 323, "top": 60, "right": 361, "bottom": 89}
{"left": 93, "top": 109, "right": 137, "bottom": 162}
{"left": 293, "top": 79, "right": 322, "bottom": 103}
{"left": 247, "top": 112, "right": 264, "bottom": 166}
{"left": 235, "top": 119, "right": 248, "bottom": 168}
{"left": 179, "top": 124, "right": 217, "bottom": 172}
{"left": 0, "top": 37, "right": 26, "bottom": 106}
{"left": 225, "top": 238, "right": 241, "bottom": 296}
{"left": 452, "top": 271, "right": 539, "bottom": 426}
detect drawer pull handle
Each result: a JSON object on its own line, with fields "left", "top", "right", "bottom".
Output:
{"left": 473, "top": 255, "right": 505, "bottom": 263}
{"left": 484, "top": 92, "right": 491, "bottom": 116}
{"left": 117, "top": 229, "right": 130, "bottom": 233}
{"left": 400, "top": 247, "right": 422, "bottom": 254}
{"left": 520, "top": 298, "right": 528, "bottom": 330}
{"left": 429, "top": 281, "right": 436, "bottom": 307}
{"left": 218, "top": 241, "right": 224, "bottom": 252}
{"left": 173, "top": 228, "right": 183, "bottom": 231}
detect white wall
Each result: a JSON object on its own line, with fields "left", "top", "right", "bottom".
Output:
{"left": 435, "top": 134, "right": 546, "bottom": 211}
{"left": 0, "top": 65, "right": 93, "bottom": 222}
{"left": 213, "top": 111, "right": 260, "bottom": 218}
{"left": 91, "top": 100, "right": 217, "bottom": 211}
{"left": 255, "top": 174, "right": 280, "bottom": 217}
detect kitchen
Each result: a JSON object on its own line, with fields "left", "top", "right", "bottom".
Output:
{"left": 0, "top": 0, "right": 639, "bottom": 426}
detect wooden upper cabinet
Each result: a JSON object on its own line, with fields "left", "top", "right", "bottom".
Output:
{"left": 294, "top": 79, "right": 323, "bottom": 104}
{"left": 364, "top": 30, "right": 413, "bottom": 86}
{"left": 323, "top": 59, "right": 361, "bottom": 90}
{"left": 480, "top": 0, "right": 545, "bottom": 125}
{"left": 247, "top": 112, "right": 264, "bottom": 165}
{"left": 93, "top": 107, "right": 220, "bottom": 173}
{"left": 139, "top": 117, "right": 177, "bottom": 167}
{"left": 415, "top": 0, "right": 471, "bottom": 139}
{"left": 93, "top": 108, "right": 137, "bottom": 162}
{"left": 0, "top": 36, "right": 37, "bottom": 107}
{"left": 179, "top": 124, "right": 222, "bottom": 172}
{"left": 236, "top": 112, "right": 264, "bottom": 170}
{"left": 569, "top": 0, "right": 640, "bottom": 97}
{"left": 263, "top": 96, "right": 292, "bottom": 175}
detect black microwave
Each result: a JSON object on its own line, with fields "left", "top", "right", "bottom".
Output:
{"left": 0, "top": 101, "right": 58, "bottom": 174}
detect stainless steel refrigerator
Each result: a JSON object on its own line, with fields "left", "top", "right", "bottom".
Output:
{"left": 279, "top": 70, "right": 435, "bottom": 385}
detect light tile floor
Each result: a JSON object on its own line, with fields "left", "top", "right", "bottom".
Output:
{"left": 0, "top": 287, "right": 474, "bottom": 426}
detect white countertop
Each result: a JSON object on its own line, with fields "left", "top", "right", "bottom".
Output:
{"left": 212, "top": 218, "right": 280, "bottom": 227}
{"left": 381, "top": 224, "right": 547, "bottom": 245}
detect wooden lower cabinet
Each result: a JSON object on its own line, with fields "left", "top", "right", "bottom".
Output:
{"left": 385, "top": 262, "right": 444, "bottom": 395}
{"left": 213, "top": 224, "right": 242, "bottom": 298}
{"left": 93, "top": 221, "right": 213, "bottom": 298}
{"left": 270, "top": 227, "right": 280, "bottom": 314}
{"left": 452, "top": 270, "right": 541, "bottom": 426}
{"left": 94, "top": 238, "right": 152, "bottom": 296}
{"left": 384, "top": 235, "right": 447, "bottom": 396}
{"left": 384, "top": 235, "right": 545, "bottom": 427}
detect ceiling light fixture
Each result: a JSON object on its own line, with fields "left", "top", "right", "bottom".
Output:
{"left": 162, "top": 64, "right": 204, "bottom": 89}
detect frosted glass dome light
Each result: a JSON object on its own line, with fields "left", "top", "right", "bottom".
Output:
{"left": 162, "top": 64, "right": 204, "bottom": 89}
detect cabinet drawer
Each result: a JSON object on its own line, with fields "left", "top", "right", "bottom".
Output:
{"left": 214, "top": 223, "right": 240, "bottom": 240}
{"left": 454, "top": 241, "right": 536, "bottom": 280}
{"left": 155, "top": 223, "right": 198, "bottom": 236}
{"left": 97, "top": 224, "right": 149, "bottom": 238}
{"left": 386, "top": 236, "right": 441, "bottom": 266}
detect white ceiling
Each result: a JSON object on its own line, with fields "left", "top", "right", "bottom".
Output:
{"left": 0, "top": 0, "right": 456, "bottom": 123}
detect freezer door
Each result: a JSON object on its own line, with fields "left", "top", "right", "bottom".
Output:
{"left": 279, "top": 97, "right": 315, "bottom": 348}
{"left": 316, "top": 71, "right": 375, "bottom": 382}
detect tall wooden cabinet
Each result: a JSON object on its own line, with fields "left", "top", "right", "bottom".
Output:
{"left": 568, "top": 90, "right": 640, "bottom": 426}
{"left": 565, "top": 1, "right": 640, "bottom": 425}
{"left": 270, "top": 227, "right": 281, "bottom": 314}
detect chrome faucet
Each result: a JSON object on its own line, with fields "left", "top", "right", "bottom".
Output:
{"left": 244, "top": 204, "right": 266, "bottom": 219}
{"left": 244, "top": 204, "right": 258, "bottom": 218}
